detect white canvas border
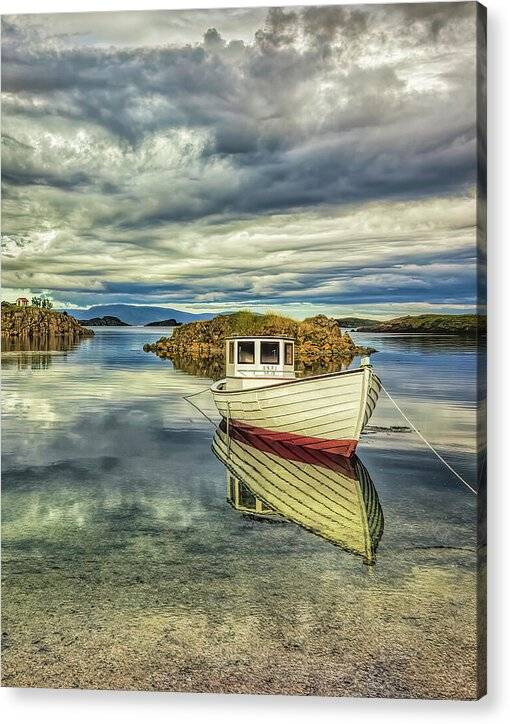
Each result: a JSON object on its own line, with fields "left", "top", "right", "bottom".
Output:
{"left": 1, "top": 0, "right": 507, "bottom": 721}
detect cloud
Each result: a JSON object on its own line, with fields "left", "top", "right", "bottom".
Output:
{"left": 1, "top": 3, "right": 481, "bottom": 314}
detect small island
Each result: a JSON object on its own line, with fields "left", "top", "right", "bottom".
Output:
{"left": 80, "top": 316, "right": 130, "bottom": 326}
{"left": 144, "top": 311, "right": 373, "bottom": 377}
{"left": 1, "top": 301, "right": 94, "bottom": 339}
{"left": 145, "top": 318, "right": 182, "bottom": 327}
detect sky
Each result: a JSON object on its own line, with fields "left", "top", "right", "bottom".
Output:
{"left": 1, "top": 2, "right": 484, "bottom": 319}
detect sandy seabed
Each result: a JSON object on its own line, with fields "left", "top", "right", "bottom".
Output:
{"left": 2, "top": 532, "right": 480, "bottom": 699}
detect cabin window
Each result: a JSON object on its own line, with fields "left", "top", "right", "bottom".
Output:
{"left": 284, "top": 342, "right": 294, "bottom": 366}
{"left": 238, "top": 341, "right": 255, "bottom": 364}
{"left": 228, "top": 341, "right": 235, "bottom": 364}
{"left": 261, "top": 341, "right": 280, "bottom": 364}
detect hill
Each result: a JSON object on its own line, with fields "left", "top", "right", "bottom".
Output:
{"left": 69, "top": 304, "right": 215, "bottom": 326}
{"left": 144, "top": 310, "right": 372, "bottom": 372}
{"left": 358, "top": 314, "right": 486, "bottom": 335}
{"left": 1, "top": 303, "right": 94, "bottom": 339}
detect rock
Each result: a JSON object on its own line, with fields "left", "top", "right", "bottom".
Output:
{"left": 1, "top": 304, "right": 94, "bottom": 339}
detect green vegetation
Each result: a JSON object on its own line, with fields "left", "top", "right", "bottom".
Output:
{"left": 144, "top": 311, "right": 372, "bottom": 373}
{"left": 31, "top": 296, "right": 54, "bottom": 309}
{"left": 358, "top": 314, "right": 486, "bottom": 335}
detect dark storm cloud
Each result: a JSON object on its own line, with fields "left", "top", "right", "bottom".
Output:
{"left": 1, "top": 3, "right": 480, "bottom": 314}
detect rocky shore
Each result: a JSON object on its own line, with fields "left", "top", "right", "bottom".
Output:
{"left": 144, "top": 311, "right": 373, "bottom": 376}
{"left": 1, "top": 303, "right": 94, "bottom": 339}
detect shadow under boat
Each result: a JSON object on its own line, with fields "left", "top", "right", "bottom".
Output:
{"left": 212, "top": 421, "right": 384, "bottom": 565}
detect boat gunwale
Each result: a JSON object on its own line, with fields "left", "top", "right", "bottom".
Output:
{"left": 211, "top": 366, "right": 376, "bottom": 395}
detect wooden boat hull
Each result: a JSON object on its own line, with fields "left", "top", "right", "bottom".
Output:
{"left": 211, "top": 366, "right": 381, "bottom": 457}
{"left": 212, "top": 425, "right": 384, "bottom": 563}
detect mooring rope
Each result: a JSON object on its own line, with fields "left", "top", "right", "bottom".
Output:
{"left": 380, "top": 383, "right": 478, "bottom": 496}
{"left": 183, "top": 387, "right": 217, "bottom": 426}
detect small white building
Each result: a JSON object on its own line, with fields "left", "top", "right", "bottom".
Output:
{"left": 224, "top": 335, "right": 295, "bottom": 391}
{"left": 16, "top": 297, "right": 29, "bottom": 307}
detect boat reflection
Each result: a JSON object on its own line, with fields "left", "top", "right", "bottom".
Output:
{"left": 212, "top": 421, "right": 384, "bottom": 565}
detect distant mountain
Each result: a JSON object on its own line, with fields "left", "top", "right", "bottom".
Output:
{"left": 81, "top": 316, "right": 130, "bottom": 327}
{"left": 336, "top": 317, "right": 381, "bottom": 328}
{"left": 145, "top": 318, "right": 182, "bottom": 327}
{"left": 69, "top": 304, "right": 215, "bottom": 326}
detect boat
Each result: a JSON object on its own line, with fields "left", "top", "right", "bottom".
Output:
{"left": 210, "top": 335, "right": 381, "bottom": 457}
{"left": 212, "top": 422, "right": 384, "bottom": 564}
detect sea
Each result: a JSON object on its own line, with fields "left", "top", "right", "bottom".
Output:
{"left": 1, "top": 327, "right": 485, "bottom": 698}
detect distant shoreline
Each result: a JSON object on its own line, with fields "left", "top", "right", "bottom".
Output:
{"left": 349, "top": 314, "right": 486, "bottom": 336}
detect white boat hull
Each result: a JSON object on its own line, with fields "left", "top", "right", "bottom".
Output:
{"left": 211, "top": 366, "right": 381, "bottom": 457}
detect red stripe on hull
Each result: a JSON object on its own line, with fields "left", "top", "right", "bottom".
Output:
{"left": 226, "top": 419, "right": 358, "bottom": 459}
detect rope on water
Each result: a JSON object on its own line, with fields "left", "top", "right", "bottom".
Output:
{"left": 183, "top": 387, "right": 217, "bottom": 426}
{"left": 380, "top": 383, "right": 477, "bottom": 496}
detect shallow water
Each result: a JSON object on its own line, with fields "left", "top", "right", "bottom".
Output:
{"left": 1, "top": 328, "right": 484, "bottom": 698}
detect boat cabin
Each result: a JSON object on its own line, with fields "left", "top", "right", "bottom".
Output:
{"left": 225, "top": 335, "right": 296, "bottom": 391}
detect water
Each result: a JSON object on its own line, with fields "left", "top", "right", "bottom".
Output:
{"left": 1, "top": 327, "right": 484, "bottom": 698}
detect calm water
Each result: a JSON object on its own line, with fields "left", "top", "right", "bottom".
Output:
{"left": 1, "top": 328, "right": 484, "bottom": 698}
